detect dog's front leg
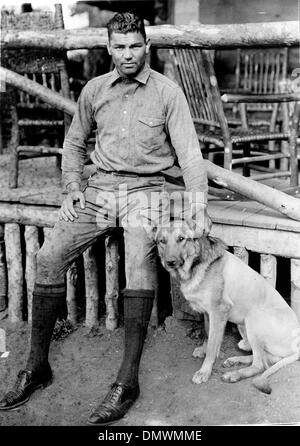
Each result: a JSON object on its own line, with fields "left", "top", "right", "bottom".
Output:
{"left": 192, "top": 313, "right": 209, "bottom": 358}
{"left": 192, "top": 312, "right": 227, "bottom": 384}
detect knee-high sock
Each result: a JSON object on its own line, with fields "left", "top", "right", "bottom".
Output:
{"left": 26, "top": 283, "right": 66, "bottom": 372}
{"left": 116, "top": 289, "right": 154, "bottom": 387}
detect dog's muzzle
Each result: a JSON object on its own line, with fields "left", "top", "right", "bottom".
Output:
{"left": 164, "top": 257, "right": 183, "bottom": 269}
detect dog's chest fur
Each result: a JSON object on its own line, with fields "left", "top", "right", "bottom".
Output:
{"left": 180, "top": 257, "right": 225, "bottom": 314}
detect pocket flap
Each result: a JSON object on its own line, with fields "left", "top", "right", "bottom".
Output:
{"left": 138, "top": 116, "right": 165, "bottom": 127}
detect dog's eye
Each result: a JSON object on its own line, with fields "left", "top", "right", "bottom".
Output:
{"left": 177, "top": 236, "right": 185, "bottom": 242}
{"left": 159, "top": 239, "right": 166, "bottom": 245}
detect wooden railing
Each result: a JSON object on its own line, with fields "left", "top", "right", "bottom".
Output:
{"left": 1, "top": 198, "right": 300, "bottom": 327}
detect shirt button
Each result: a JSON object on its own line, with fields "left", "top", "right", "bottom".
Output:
{"left": 125, "top": 94, "right": 129, "bottom": 98}
{"left": 123, "top": 110, "right": 127, "bottom": 114}
{"left": 122, "top": 128, "right": 126, "bottom": 132}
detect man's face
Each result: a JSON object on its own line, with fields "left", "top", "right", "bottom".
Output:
{"left": 107, "top": 31, "right": 150, "bottom": 78}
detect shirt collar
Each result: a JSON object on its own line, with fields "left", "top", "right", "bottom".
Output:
{"left": 108, "top": 63, "right": 151, "bottom": 86}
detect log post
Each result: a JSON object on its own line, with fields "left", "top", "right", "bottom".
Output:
{"left": 24, "top": 226, "right": 40, "bottom": 323}
{"left": 233, "top": 246, "right": 249, "bottom": 264}
{"left": 105, "top": 235, "right": 119, "bottom": 331}
{"left": 66, "top": 262, "right": 78, "bottom": 325}
{"left": 5, "top": 223, "right": 23, "bottom": 322}
{"left": 0, "top": 225, "right": 7, "bottom": 313}
{"left": 83, "top": 245, "right": 99, "bottom": 329}
{"left": 291, "top": 259, "right": 300, "bottom": 323}
{"left": 260, "top": 254, "right": 277, "bottom": 287}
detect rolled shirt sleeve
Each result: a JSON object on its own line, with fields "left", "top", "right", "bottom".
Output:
{"left": 165, "top": 86, "right": 208, "bottom": 205}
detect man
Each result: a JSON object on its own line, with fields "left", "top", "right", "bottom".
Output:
{"left": 0, "top": 12, "right": 211, "bottom": 424}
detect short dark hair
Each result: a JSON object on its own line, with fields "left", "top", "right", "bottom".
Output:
{"left": 107, "top": 12, "right": 146, "bottom": 41}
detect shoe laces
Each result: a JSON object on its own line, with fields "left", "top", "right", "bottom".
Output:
{"left": 105, "top": 384, "right": 124, "bottom": 405}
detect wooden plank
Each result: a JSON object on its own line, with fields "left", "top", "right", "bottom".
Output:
{"left": 208, "top": 200, "right": 300, "bottom": 233}
{"left": 211, "top": 224, "right": 300, "bottom": 259}
{"left": 208, "top": 200, "right": 245, "bottom": 225}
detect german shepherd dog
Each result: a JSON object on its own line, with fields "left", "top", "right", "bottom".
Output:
{"left": 154, "top": 219, "right": 300, "bottom": 394}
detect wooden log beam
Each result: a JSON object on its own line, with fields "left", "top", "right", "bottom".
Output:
{"left": 1, "top": 21, "right": 300, "bottom": 50}
{"left": 204, "top": 160, "right": 300, "bottom": 221}
{"left": 0, "top": 67, "right": 76, "bottom": 116}
{"left": 0, "top": 202, "right": 58, "bottom": 227}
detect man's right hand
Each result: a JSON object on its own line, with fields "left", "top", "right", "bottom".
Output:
{"left": 60, "top": 184, "right": 85, "bottom": 222}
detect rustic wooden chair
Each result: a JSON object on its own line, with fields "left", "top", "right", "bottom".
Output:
{"left": 1, "top": 4, "right": 71, "bottom": 188}
{"left": 170, "top": 48, "right": 299, "bottom": 186}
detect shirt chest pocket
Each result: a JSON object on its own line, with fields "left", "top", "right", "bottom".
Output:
{"left": 136, "top": 116, "right": 165, "bottom": 150}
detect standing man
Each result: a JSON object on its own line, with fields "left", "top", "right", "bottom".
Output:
{"left": 0, "top": 12, "right": 211, "bottom": 424}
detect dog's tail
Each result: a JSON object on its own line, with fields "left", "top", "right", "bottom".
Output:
{"left": 252, "top": 352, "right": 299, "bottom": 394}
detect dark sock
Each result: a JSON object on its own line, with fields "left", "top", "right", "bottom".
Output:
{"left": 26, "top": 283, "right": 66, "bottom": 372}
{"left": 116, "top": 289, "right": 154, "bottom": 388}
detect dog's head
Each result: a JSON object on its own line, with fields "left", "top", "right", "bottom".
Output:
{"left": 153, "top": 219, "right": 226, "bottom": 281}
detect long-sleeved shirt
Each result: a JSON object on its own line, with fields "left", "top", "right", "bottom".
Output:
{"left": 62, "top": 63, "right": 208, "bottom": 202}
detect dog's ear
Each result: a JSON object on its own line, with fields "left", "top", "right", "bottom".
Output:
{"left": 185, "top": 218, "right": 204, "bottom": 239}
{"left": 148, "top": 223, "right": 159, "bottom": 241}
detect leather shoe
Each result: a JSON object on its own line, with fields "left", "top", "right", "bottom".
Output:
{"left": 87, "top": 382, "right": 140, "bottom": 425}
{"left": 0, "top": 365, "right": 53, "bottom": 410}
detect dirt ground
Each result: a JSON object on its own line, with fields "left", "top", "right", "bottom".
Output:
{"left": 1, "top": 316, "right": 300, "bottom": 427}
{"left": 0, "top": 156, "right": 300, "bottom": 426}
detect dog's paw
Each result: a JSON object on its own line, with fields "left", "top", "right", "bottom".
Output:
{"left": 192, "top": 369, "right": 211, "bottom": 384}
{"left": 221, "top": 371, "right": 241, "bottom": 383}
{"left": 192, "top": 345, "right": 206, "bottom": 358}
{"left": 238, "top": 339, "right": 252, "bottom": 352}
{"left": 222, "top": 357, "right": 238, "bottom": 368}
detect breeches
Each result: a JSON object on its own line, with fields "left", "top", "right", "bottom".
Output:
{"left": 36, "top": 171, "right": 170, "bottom": 291}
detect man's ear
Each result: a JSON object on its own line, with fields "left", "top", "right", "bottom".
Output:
{"left": 145, "top": 38, "right": 151, "bottom": 55}
{"left": 107, "top": 42, "right": 112, "bottom": 56}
